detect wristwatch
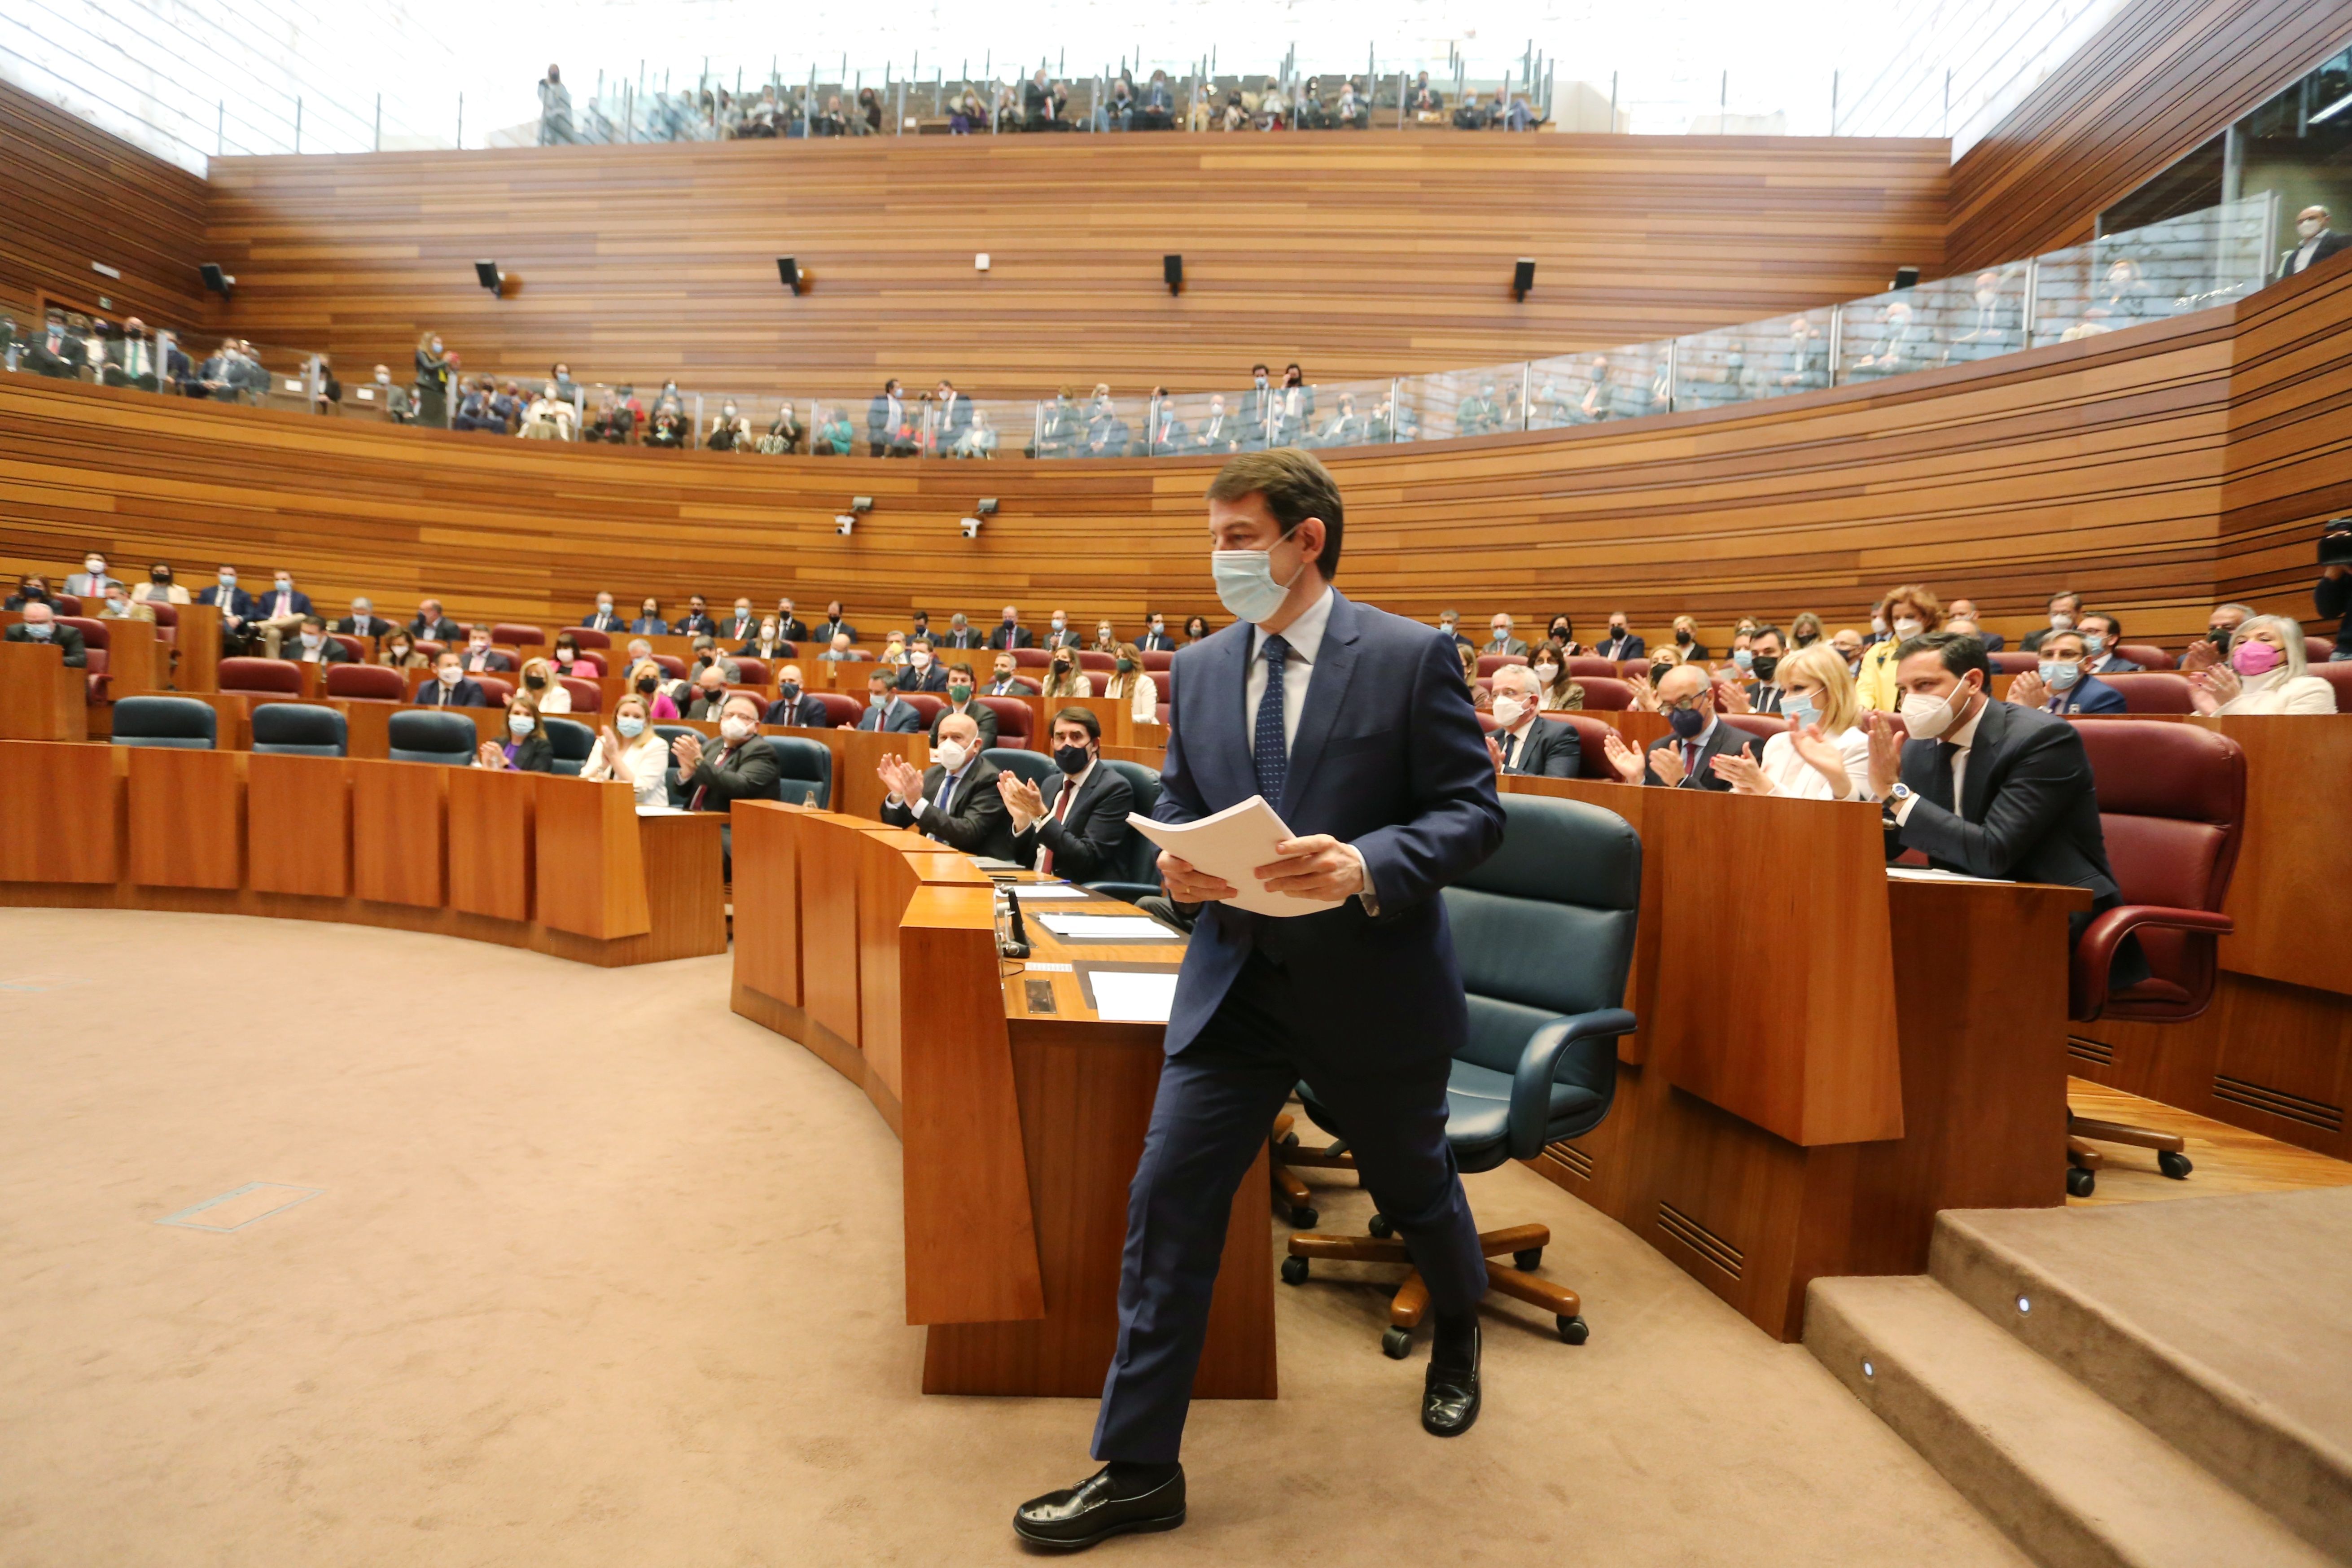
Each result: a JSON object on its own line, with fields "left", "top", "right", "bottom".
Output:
{"left": 1882, "top": 781, "right": 1912, "bottom": 824}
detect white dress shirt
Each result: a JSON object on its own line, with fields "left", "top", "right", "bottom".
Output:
{"left": 581, "top": 733, "right": 670, "bottom": 806}
{"left": 1756, "top": 725, "right": 1873, "bottom": 801}
{"left": 1243, "top": 585, "right": 1373, "bottom": 904}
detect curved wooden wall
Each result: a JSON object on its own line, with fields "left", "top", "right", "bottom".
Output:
{"left": 201, "top": 134, "right": 1948, "bottom": 399}
{"left": 5, "top": 258, "right": 2347, "bottom": 648}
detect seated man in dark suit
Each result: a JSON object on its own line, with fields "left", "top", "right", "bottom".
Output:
{"left": 683, "top": 665, "right": 736, "bottom": 721}
{"left": 457, "top": 628, "right": 515, "bottom": 675}
{"left": 1945, "top": 598, "right": 2004, "bottom": 652}
{"left": 2075, "top": 613, "right": 2142, "bottom": 677}
{"left": 774, "top": 600, "right": 810, "bottom": 644}
{"left": 3, "top": 603, "right": 87, "bottom": 666}
{"left": 415, "top": 650, "right": 486, "bottom": 707}
{"left": 988, "top": 604, "right": 1034, "bottom": 649}
{"left": 197, "top": 569, "right": 255, "bottom": 644}
{"left": 580, "top": 593, "right": 624, "bottom": 634}
{"left": 289, "top": 615, "right": 353, "bottom": 666}
{"left": 2004, "top": 628, "right": 2126, "bottom": 715}
{"left": 333, "top": 597, "right": 391, "bottom": 644}
{"left": 673, "top": 695, "right": 780, "bottom": 813}
{"left": 937, "top": 611, "right": 985, "bottom": 649}
{"left": 674, "top": 595, "right": 718, "bottom": 637}
{"left": 1137, "top": 613, "right": 1176, "bottom": 652}
{"left": 409, "top": 599, "right": 464, "bottom": 643}
{"left": 981, "top": 653, "right": 1029, "bottom": 696}
{"left": 857, "top": 669, "right": 925, "bottom": 732}
{"left": 1599, "top": 665, "right": 1747, "bottom": 788}
{"left": 929, "top": 665, "right": 1000, "bottom": 750}
{"left": 1592, "top": 613, "right": 1646, "bottom": 661}
{"left": 876, "top": 712, "right": 1018, "bottom": 862}
{"left": 999, "top": 708, "right": 1137, "bottom": 879}
{"left": 763, "top": 665, "right": 832, "bottom": 727}
{"left": 897, "top": 638, "right": 949, "bottom": 692}
{"left": 1864, "top": 631, "right": 2141, "bottom": 984}
{"left": 1483, "top": 664, "right": 1579, "bottom": 777}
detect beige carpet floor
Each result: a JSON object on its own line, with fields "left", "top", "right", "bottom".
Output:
{"left": 0, "top": 908, "right": 2028, "bottom": 1567}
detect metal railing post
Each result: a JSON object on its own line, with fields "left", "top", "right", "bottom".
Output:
{"left": 1826, "top": 305, "right": 1844, "bottom": 385}
{"left": 2019, "top": 262, "right": 2039, "bottom": 350}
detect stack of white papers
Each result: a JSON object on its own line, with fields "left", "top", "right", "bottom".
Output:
{"left": 1088, "top": 969, "right": 1180, "bottom": 1024}
{"left": 1035, "top": 913, "right": 1176, "bottom": 941}
{"left": 1125, "top": 797, "right": 1343, "bottom": 918}
{"left": 1886, "top": 866, "right": 2014, "bottom": 885}
{"left": 1003, "top": 884, "right": 1093, "bottom": 900}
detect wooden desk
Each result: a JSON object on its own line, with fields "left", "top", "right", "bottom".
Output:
{"left": 833, "top": 726, "right": 930, "bottom": 822}
{"left": 0, "top": 641, "right": 88, "bottom": 740}
{"left": 177, "top": 603, "right": 222, "bottom": 691}
{"left": 729, "top": 801, "right": 1275, "bottom": 1401}
{"left": 1505, "top": 775, "right": 2088, "bottom": 1340}
{"left": 0, "top": 742, "right": 725, "bottom": 966}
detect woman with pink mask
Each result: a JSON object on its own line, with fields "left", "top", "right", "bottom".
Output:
{"left": 2188, "top": 614, "right": 2337, "bottom": 714}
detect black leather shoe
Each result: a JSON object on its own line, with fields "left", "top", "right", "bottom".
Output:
{"left": 1013, "top": 1465, "right": 1187, "bottom": 1550}
{"left": 1422, "top": 1323, "right": 1482, "bottom": 1437}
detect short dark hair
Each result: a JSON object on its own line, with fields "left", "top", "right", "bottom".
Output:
{"left": 302, "top": 614, "right": 326, "bottom": 630}
{"left": 1206, "top": 448, "right": 1346, "bottom": 578}
{"left": 1053, "top": 706, "right": 1101, "bottom": 742}
{"left": 949, "top": 661, "right": 974, "bottom": 679}
{"left": 2046, "top": 588, "right": 2080, "bottom": 609}
{"left": 1749, "top": 623, "right": 1783, "bottom": 646}
{"left": 1895, "top": 630, "right": 1991, "bottom": 681}
{"left": 2080, "top": 610, "right": 2122, "bottom": 637}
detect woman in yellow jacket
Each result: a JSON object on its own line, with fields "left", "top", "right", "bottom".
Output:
{"left": 1855, "top": 584, "right": 1943, "bottom": 711}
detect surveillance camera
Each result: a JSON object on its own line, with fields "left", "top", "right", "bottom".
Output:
{"left": 960, "top": 517, "right": 982, "bottom": 539}
{"left": 975, "top": 498, "right": 999, "bottom": 516}
{"left": 850, "top": 495, "right": 874, "bottom": 513}
{"left": 834, "top": 515, "right": 856, "bottom": 536}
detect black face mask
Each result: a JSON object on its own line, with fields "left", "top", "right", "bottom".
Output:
{"left": 524, "top": 674, "right": 545, "bottom": 690}
{"left": 635, "top": 675, "right": 659, "bottom": 694}
{"left": 1054, "top": 744, "right": 1091, "bottom": 775}
{"left": 1792, "top": 631, "right": 1817, "bottom": 647}
{"left": 779, "top": 682, "right": 799, "bottom": 700}
{"left": 1675, "top": 630, "right": 1692, "bottom": 644}
{"left": 1752, "top": 656, "right": 1778, "bottom": 683}
{"left": 2206, "top": 625, "right": 2234, "bottom": 651}
{"left": 1608, "top": 624, "right": 1626, "bottom": 637}
{"left": 151, "top": 570, "right": 171, "bottom": 584}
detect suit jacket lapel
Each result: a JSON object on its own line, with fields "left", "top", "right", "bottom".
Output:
{"left": 1198, "top": 624, "right": 1255, "bottom": 810}
{"left": 1279, "top": 592, "right": 1362, "bottom": 819}
{"left": 1960, "top": 697, "right": 2007, "bottom": 822}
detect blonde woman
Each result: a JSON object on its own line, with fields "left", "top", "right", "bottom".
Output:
{"left": 581, "top": 694, "right": 672, "bottom": 806}
{"left": 518, "top": 656, "right": 571, "bottom": 714}
{"left": 1455, "top": 644, "right": 1492, "bottom": 711}
{"left": 1628, "top": 644, "right": 1683, "bottom": 711}
{"left": 1528, "top": 638, "right": 1584, "bottom": 711}
{"left": 1103, "top": 641, "right": 1158, "bottom": 722}
{"left": 1042, "top": 648, "right": 1093, "bottom": 700}
{"left": 629, "top": 659, "right": 682, "bottom": 720}
{"left": 1709, "top": 643, "right": 1875, "bottom": 800}
{"left": 1669, "top": 614, "right": 1710, "bottom": 661}
{"left": 1856, "top": 584, "right": 1942, "bottom": 712}
{"left": 2189, "top": 614, "right": 2337, "bottom": 714}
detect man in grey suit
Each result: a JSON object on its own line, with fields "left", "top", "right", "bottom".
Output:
{"left": 1481, "top": 613, "right": 1529, "bottom": 657}
{"left": 3, "top": 603, "right": 87, "bottom": 666}
{"left": 1484, "top": 664, "right": 1579, "bottom": 777}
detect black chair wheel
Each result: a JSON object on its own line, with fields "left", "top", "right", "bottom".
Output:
{"left": 1558, "top": 1315, "right": 1589, "bottom": 1345}
{"left": 1280, "top": 1255, "right": 1310, "bottom": 1286}
{"left": 1288, "top": 1204, "right": 1319, "bottom": 1229}
{"left": 1367, "top": 1213, "right": 1393, "bottom": 1239}
{"left": 2066, "top": 1166, "right": 2096, "bottom": 1198}
{"left": 1380, "top": 1326, "right": 1412, "bottom": 1359}
{"left": 1513, "top": 1248, "right": 1543, "bottom": 1272}
{"left": 2158, "top": 1150, "right": 2193, "bottom": 1180}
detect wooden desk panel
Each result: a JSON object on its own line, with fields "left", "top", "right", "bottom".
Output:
{"left": 126, "top": 746, "right": 241, "bottom": 889}
{"left": 855, "top": 832, "right": 993, "bottom": 1105}
{"left": 797, "top": 811, "right": 885, "bottom": 1060}
{"left": 628, "top": 812, "right": 727, "bottom": 962}
{"left": 97, "top": 617, "right": 159, "bottom": 697}
{"left": 2207, "top": 715, "right": 2352, "bottom": 998}
{"left": 0, "top": 641, "right": 88, "bottom": 741}
{"left": 535, "top": 775, "right": 650, "bottom": 940}
{"left": 245, "top": 751, "right": 350, "bottom": 897}
{"left": 350, "top": 758, "right": 446, "bottom": 907}
{"left": 176, "top": 603, "right": 221, "bottom": 692}
{"left": 446, "top": 766, "right": 533, "bottom": 922}
{"left": 0, "top": 739, "right": 117, "bottom": 882}
{"left": 835, "top": 727, "right": 929, "bottom": 822}
{"left": 729, "top": 801, "right": 805, "bottom": 1003}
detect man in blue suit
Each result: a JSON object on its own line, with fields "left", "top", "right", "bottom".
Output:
{"left": 196, "top": 566, "right": 255, "bottom": 644}
{"left": 1015, "top": 450, "right": 1505, "bottom": 1550}
{"left": 2009, "top": 628, "right": 2127, "bottom": 714}
{"left": 413, "top": 651, "right": 486, "bottom": 708}
{"left": 855, "top": 670, "right": 924, "bottom": 732}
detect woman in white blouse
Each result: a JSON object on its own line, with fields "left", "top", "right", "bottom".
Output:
{"left": 1710, "top": 642, "right": 1875, "bottom": 801}
{"left": 518, "top": 656, "right": 572, "bottom": 714}
{"left": 1101, "top": 641, "right": 1158, "bottom": 721}
{"left": 579, "top": 694, "right": 671, "bottom": 806}
{"left": 2189, "top": 614, "right": 2338, "bottom": 714}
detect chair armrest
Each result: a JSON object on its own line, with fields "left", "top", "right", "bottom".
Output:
{"left": 2071, "top": 905, "right": 2234, "bottom": 1021}
{"left": 1509, "top": 1008, "right": 1636, "bottom": 1161}
{"left": 1085, "top": 880, "right": 1163, "bottom": 905}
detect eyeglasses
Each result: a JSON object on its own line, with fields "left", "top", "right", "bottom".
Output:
{"left": 1660, "top": 695, "right": 1705, "bottom": 713}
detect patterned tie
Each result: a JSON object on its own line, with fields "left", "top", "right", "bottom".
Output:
{"left": 1254, "top": 634, "right": 1291, "bottom": 804}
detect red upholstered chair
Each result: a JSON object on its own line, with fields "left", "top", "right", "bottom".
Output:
{"left": 560, "top": 677, "right": 602, "bottom": 714}
{"left": 732, "top": 657, "right": 770, "bottom": 686}
{"left": 2310, "top": 663, "right": 2352, "bottom": 710}
{"left": 1577, "top": 677, "right": 1635, "bottom": 711}
{"left": 492, "top": 623, "right": 544, "bottom": 648}
{"left": 1717, "top": 713, "right": 1788, "bottom": 746}
{"left": 414, "top": 640, "right": 446, "bottom": 662}
{"left": 329, "top": 634, "right": 367, "bottom": 662}
{"left": 1077, "top": 650, "right": 1115, "bottom": 673}
{"left": 1566, "top": 657, "right": 1619, "bottom": 679}
{"left": 2116, "top": 643, "right": 2176, "bottom": 671}
{"left": 62, "top": 618, "right": 109, "bottom": 701}
{"left": 1988, "top": 651, "right": 2039, "bottom": 675}
{"left": 1550, "top": 713, "right": 1619, "bottom": 780}
{"left": 1141, "top": 649, "right": 1175, "bottom": 672}
{"left": 2063, "top": 719, "right": 2247, "bottom": 1196}
{"left": 2096, "top": 672, "right": 2194, "bottom": 714}
{"left": 650, "top": 655, "right": 687, "bottom": 679}
{"left": 1477, "top": 653, "right": 1529, "bottom": 676}
{"left": 901, "top": 692, "right": 946, "bottom": 726}
{"left": 571, "top": 628, "right": 612, "bottom": 650}
{"left": 978, "top": 695, "right": 1034, "bottom": 748}
{"left": 220, "top": 656, "right": 302, "bottom": 695}
{"left": 811, "top": 691, "right": 864, "bottom": 727}
{"left": 2308, "top": 638, "right": 2336, "bottom": 666}
{"left": 1616, "top": 661, "right": 1650, "bottom": 681}
{"left": 1154, "top": 666, "right": 1176, "bottom": 705}
{"left": 475, "top": 675, "right": 515, "bottom": 706}
{"left": 325, "top": 664, "right": 405, "bottom": 701}
{"left": 1153, "top": 702, "right": 1170, "bottom": 726}
{"left": 53, "top": 593, "right": 83, "bottom": 615}
{"left": 1476, "top": 710, "right": 1501, "bottom": 732}
{"left": 1011, "top": 647, "right": 1052, "bottom": 669}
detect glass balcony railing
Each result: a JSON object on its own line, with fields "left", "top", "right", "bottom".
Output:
{"left": 0, "top": 194, "right": 2286, "bottom": 461}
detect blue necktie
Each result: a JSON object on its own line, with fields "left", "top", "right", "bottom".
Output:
{"left": 1254, "top": 634, "right": 1290, "bottom": 804}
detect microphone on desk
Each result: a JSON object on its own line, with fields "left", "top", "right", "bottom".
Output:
{"left": 998, "top": 886, "right": 1032, "bottom": 959}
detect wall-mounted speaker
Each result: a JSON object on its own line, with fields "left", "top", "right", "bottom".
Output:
{"left": 777, "top": 256, "right": 802, "bottom": 293}
{"left": 1893, "top": 265, "right": 1921, "bottom": 290}
{"left": 199, "top": 263, "right": 234, "bottom": 299}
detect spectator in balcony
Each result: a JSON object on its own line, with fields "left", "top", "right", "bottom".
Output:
{"left": 26, "top": 312, "right": 81, "bottom": 378}
{"left": 867, "top": 379, "right": 904, "bottom": 457}
{"left": 1085, "top": 394, "right": 1131, "bottom": 457}
{"left": 413, "top": 332, "right": 452, "bottom": 427}
{"left": 954, "top": 407, "right": 999, "bottom": 458}
{"left": 811, "top": 402, "right": 855, "bottom": 455}
{"left": 1856, "top": 584, "right": 1940, "bottom": 710}
{"left": 1503, "top": 94, "right": 1536, "bottom": 132}
{"left": 537, "top": 65, "right": 574, "bottom": 145}
{"left": 1852, "top": 298, "right": 1924, "bottom": 377}
{"left": 450, "top": 378, "right": 496, "bottom": 433}
{"left": 1778, "top": 317, "right": 1830, "bottom": 391}
{"left": 1141, "top": 70, "right": 1175, "bottom": 129}
{"left": 195, "top": 338, "right": 240, "bottom": 402}
{"left": 705, "top": 400, "right": 749, "bottom": 451}
{"left": 1452, "top": 92, "right": 1493, "bottom": 131}
{"left": 1190, "top": 394, "right": 1238, "bottom": 453}
{"left": 1335, "top": 78, "right": 1367, "bottom": 129}
{"left": 1024, "top": 69, "right": 1055, "bottom": 130}
{"left": 994, "top": 85, "right": 1023, "bottom": 134}
{"left": 1294, "top": 79, "right": 1330, "bottom": 131}
{"left": 1576, "top": 355, "right": 1617, "bottom": 421}
{"left": 645, "top": 384, "right": 688, "bottom": 448}
{"left": 1946, "top": 272, "right": 2020, "bottom": 362}
{"left": 631, "top": 599, "right": 668, "bottom": 635}
{"left": 934, "top": 379, "right": 971, "bottom": 448}
{"left": 856, "top": 87, "right": 883, "bottom": 136}
{"left": 1409, "top": 72, "right": 1443, "bottom": 118}
{"left": 2276, "top": 205, "right": 2348, "bottom": 281}
{"left": 1455, "top": 380, "right": 1505, "bottom": 437}
{"left": 371, "top": 364, "right": 415, "bottom": 423}
{"left": 1102, "top": 75, "right": 1137, "bottom": 131}
{"left": 758, "top": 401, "right": 805, "bottom": 455}
{"left": 585, "top": 391, "right": 633, "bottom": 443}
{"left": 2189, "top": 614, "right": 2336, "bottom": 714}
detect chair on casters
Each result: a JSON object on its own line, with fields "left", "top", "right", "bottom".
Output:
{"left": 1280, "top": 793, "right": 1640, "bottom": 1353}
{"left": 2063, "top": 719, "right": 2246, "bottom": 1196}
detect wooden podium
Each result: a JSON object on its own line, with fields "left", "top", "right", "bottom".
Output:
{"left": 0, "top": 642, "right": 88, "bottom": 740}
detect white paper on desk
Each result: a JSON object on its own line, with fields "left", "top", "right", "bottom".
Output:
{"left": 1885, "top": 866, "right": 2014, "bottom": 885}
{"left": 1034, "top": 913, "right": 1174, "bottom": 940}
{"left": 1124, "top": 796, "right": 1345, "bottom": 918}
{"left": 634, "top": 805, "right": 688, "bottom": 816}
{"left": 1089, "top": 969, "right": 1180, "bottom": 1024}
{"left": 1003, "top": 883, "right": 1094, "bottom": 899}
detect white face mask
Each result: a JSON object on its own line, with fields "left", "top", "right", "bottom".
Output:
{"left": 911, "top": 651, "right": 932, "bottom": 668}
{"left": 438, "top": 667, "right": 460, "bottom": 685}
{"left": 719, "top": 716, "right": 754, "bottom": 741}
{"left": 1870, "top": 615, "right": 1887, "bottom": 635}
{"left": 933, "top": 740, "right": 969, "bottom": 773}
{"left": 1491, "top": 696, "right": 1528, "bottom": 728}
{"left": 299, "top": 632, "right": 321, "bottom": 649}
{"left": 1892, "top": 617, "right": 1923, "bottom": 637}
{"left": 509, "top": 714, "right": 535, "bottom": 736}
{"left": 1531, "top": 663, "right": 1559, "bottom": 684}
{"left": 2301, "top": 218, "right": 2326, "bottom": 238}
{"left": 2049, "top": 612, "right": 2074, "bottom": 631}
{"left": 1899, "top": 681, "right": 1973, "bottom": 740}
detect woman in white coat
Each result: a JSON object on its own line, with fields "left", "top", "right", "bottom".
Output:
{"left": 1709, "top": 641, "right": 1876, "bottom": 801}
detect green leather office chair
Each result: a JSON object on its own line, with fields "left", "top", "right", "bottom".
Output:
{"left": 1085, "top": 757, "right": 1162, "bottom": 903}
{"left": 1281, "top": 793, "right": 1639, "bottom": 1353}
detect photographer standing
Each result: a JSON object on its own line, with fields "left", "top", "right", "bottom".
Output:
{"left": 2319, "top": 517, "right": 2352, "bottom": 662}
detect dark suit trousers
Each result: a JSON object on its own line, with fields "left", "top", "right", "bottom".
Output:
{"left": 1092, "top": 951, "right": 1486, "bottom": 1463}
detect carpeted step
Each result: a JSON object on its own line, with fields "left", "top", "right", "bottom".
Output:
{"left": 1932, "top": 1195, "right": 2352, "bottom": 1564}
{"left": 1806, "top": 1274, "right": 2334, "bottom": 1568}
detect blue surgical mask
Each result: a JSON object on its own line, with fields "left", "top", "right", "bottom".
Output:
{"left": 2082, "top": 634, "right": 2105, "bottom": 655}
{"left": 1783, "top": 690, "right": 1819, "bottom": 727}
{"left": 1668, "top": 705, "right": 1707, "bottom": 738}
{"left": 617, "top": 716, "right": 646, "bottom": 737}
{"left": 2039, "top": 659, "right": 2080, "bottom": 691}
{"left": 1732, "top": 648, "right": 1754, "bottom": 671}
{"left": 1211, "top": 531, "right": 1305, "bottom": 625}
{"left": 23, "top": 622, "right": 52, "bottom": 640}
{"left": 509, "top": 714, "right": 535, "bottom": 736}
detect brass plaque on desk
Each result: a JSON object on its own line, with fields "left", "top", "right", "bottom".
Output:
{"left": 1023, "top": 977, "right": 1058, "bottom": 1015}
